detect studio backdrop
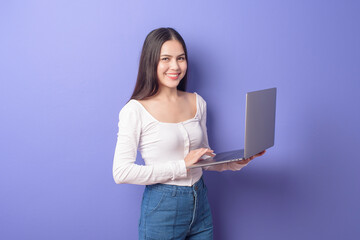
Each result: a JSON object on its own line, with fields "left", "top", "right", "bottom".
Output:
{"left": 1, "top": 0, "right": 359, "bottom": 239}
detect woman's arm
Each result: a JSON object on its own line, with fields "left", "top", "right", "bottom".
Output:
{"left": 112, "top": 104, "right": 187, "bottom": 185}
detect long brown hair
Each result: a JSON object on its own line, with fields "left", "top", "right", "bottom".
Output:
{"left": 130, "top": 28, "right": 188, "bottom": 100}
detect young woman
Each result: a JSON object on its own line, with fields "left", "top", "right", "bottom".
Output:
{"left": 113, "top": 27, "right": 265, "bottom": 240}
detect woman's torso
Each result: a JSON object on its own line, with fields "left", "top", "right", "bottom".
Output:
{"left": 129, "top": 92, "right": 208, "bottom": 186}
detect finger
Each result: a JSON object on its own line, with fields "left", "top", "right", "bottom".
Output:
{"left": 201, "top": 148, "right": 214, "bottom": 154}
{"left": 198, "top": 148, "right": 212, "bottom": 154}
{"left": 193, "top": 149, "right": 207, "bottom": 158}
{"left": 200, "top": 150, "right": 215, "bottom": 157}
{"left": 257, "top": 150, "right": 266, "bottom": 156}
{"left": 251, "top": 151, "right": 264, "bottom": 158}
{"left": 204, "top": 152, "right": 216, "bottom": 157}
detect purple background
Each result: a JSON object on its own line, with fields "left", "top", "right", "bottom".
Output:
{"left": 1, "top": 0, "right": 359, "bottom": 239}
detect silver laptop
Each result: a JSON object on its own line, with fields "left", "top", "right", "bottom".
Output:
{"left": 187, "top": 87, "right": 277, "bottom": 169}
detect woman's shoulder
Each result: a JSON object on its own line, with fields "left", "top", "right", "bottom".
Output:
{"left": 119, "top": 98, "right": 157, "bottom": 125}
{"left": 119, "top": 99, "right": 143, "bottom": 117}
{"left": 179, "top": 91, "right": 207, "bottom": 116}
{"left": 178, "top": 91, "right": 206, "bottom": 104}
{"left": 194, "top": 92, "right": 206, "bottom": 105}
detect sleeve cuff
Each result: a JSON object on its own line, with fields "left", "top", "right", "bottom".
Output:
{"left": 171, "top": 160, "right": 187, "bottom": 180}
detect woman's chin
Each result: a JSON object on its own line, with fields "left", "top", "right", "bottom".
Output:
{"left": 159, "top": 81, "right": 181, "bottom": 89}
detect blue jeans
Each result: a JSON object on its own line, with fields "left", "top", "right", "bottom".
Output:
{"left": 139, "top": 177, "right": 213, "bottom": 240}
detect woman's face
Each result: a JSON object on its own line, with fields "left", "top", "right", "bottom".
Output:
{"left": 157, "top": 40, "right": 187, "bottom": 90}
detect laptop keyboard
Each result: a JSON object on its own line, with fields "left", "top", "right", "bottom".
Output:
{"left": 214, "top": 149, "right": 244, "bottom": 161}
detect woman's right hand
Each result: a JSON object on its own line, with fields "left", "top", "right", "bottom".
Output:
{"left": 184, "top": 148, "right": 215, "bottom": 168}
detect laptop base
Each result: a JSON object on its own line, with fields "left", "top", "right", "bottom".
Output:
{"left": 187, "top": 149, "right": 245, "bottom": 169}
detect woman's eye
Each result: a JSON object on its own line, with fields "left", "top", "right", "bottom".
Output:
{"left": 178, "top": 57, "right": 185, "bottom": 61}
{"left": 161, "top": 57, "right": 169, "bottom": 61}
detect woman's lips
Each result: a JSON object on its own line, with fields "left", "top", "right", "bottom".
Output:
{"left": 166, "top": 73, "right": 180, "bottom": 80}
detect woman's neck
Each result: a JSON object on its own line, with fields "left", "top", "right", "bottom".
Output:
{"left": 154, "top": 87, "right": 182, "bottom": 102}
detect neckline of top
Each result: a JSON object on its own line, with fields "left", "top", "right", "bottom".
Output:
{"left": 131, "top": 92, "right": 200, "bottom": 124}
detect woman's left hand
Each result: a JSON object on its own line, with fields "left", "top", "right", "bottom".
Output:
{"left": 235, "top": 150, "right": 266, "bottom": 165}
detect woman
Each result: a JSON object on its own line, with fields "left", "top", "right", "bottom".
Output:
{"left": 113, "top": 27, "right": 265, "bottom": 240}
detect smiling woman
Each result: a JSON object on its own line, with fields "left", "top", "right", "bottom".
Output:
{"left": 130, "top": 28, "right": 189, "bottom": 100}
{"left": 112, "top": 27, "right": 264, "bottom": 239}
{"left": 157, "top": 40, "right": 187, "bottom": 89}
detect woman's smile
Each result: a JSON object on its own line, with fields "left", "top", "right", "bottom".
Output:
{"left": 166, "top": 73, "right": 181, "bottom": 80}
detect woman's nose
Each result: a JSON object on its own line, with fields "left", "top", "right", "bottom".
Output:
{"left": 170, "top": 59, "right": 180, "bottom": 70}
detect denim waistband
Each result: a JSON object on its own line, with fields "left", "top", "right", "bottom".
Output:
{"left": 146, "top": 177, "right": 205, "bottom": 195}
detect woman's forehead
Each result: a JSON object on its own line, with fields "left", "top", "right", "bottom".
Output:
{"left": 160, "top": 40, "right": 185, "bottom": 55}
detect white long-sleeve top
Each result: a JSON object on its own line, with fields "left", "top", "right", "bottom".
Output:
{"left": 113, "top": 92, "right": 247, "bottom": 186}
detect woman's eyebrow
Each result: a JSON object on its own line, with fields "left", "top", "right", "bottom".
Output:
{"left": 160, "top": 53, "right": 185, "bottom": 57}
